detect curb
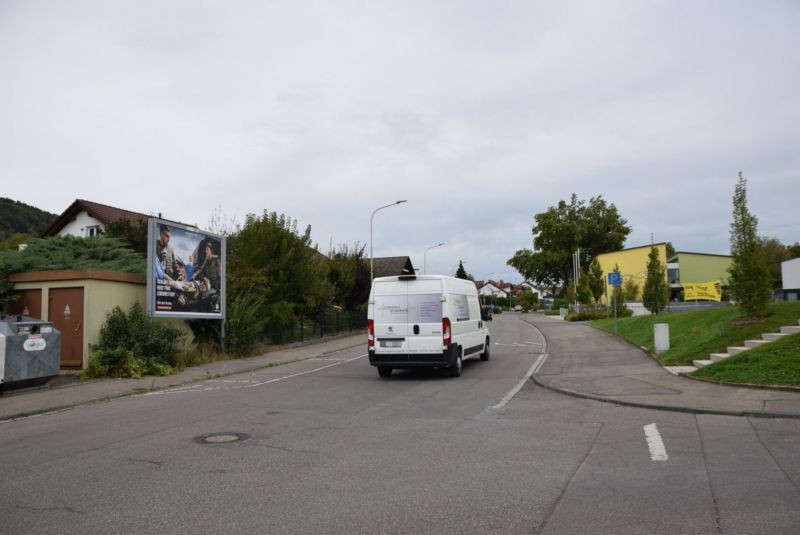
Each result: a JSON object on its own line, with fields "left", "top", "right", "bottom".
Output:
{"left": 0, "top": 336, "right": 365, "bottom": 422}
{"left": 530, "top": 374, "right": 800, "bottom": 420}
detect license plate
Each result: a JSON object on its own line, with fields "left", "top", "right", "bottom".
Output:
{"left": 380, "top": 340, "right": 403, "bottom": 348}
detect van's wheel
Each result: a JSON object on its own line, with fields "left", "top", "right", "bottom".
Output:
{"left": 449, "top": 354, "right": 463, "bottom": 377}
{"left": 480, "top": 338, "right": 490, "bottom": 361}
{"left": 377, "top": 366, "right": 392, "bottom": 378}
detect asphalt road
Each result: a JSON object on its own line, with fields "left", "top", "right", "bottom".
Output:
{"left": 2, "top": 314, "right": 799, "bottom": 534}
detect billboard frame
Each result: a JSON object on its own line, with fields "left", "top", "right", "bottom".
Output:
{"left": 146, "top": 218, "right": 226, "bottom": 320}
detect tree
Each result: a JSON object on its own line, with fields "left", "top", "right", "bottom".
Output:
{"left": 516, "top": 289, "right": 539, "bottom": 311}
{"left": 587, "top": 258, "right": 605, "bottom": 304}
{"left": 227, "top": 211, "right": 333, "bottom": 314}
{"left": 327, "top": 242, "right": 370, "bottom": 310}
{"left": 622, "top": 278, "right": 640, "bottom": 301}
{"left": 564, "top": 276, "right": 576, "bottom": 305}
{"left": 455, "top": 260, "right": 472, "bottom": 280}
{"left": 759, "top": 236, "right": 790, "bottom": 291}
{"left": 577, "top": 269, "right": 592, "bottom": 305}
{"left": 104, "top": 219, "right": 149, "bottom": 255}
{"left": 728, "top": 173, "right": 772, "bottom": 318}
{"left": 642, "top": 246, "right": 668, "bottom": 314}
{"left": 610, "top": 265, "right": 628, "bottom": 317}
{"left": 507, "top": 194, "right": 631, "bottom": 293}
{"left": 788, "top": 242, "right": 800, "bottom": 259}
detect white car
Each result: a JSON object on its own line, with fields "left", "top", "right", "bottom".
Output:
{"left": 514, "top": 305, "right": 524, "bottom": 312}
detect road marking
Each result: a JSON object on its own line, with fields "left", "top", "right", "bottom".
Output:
{"left": 141, "top": 354, "right": 369, "bottom": 396}
{"left": 493, "top": 353, "right": 547, "bottom": 409}
{"left": 644, "top": 423, "right": 669, "bottom": 461}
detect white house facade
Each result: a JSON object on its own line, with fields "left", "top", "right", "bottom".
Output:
{"left": 782, "top": 257, "right": 800, "bottom": 301}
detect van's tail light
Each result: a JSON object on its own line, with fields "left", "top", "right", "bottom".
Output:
{"left": 442, "top": 317, "right": 451, "bottom": 346}
{"left": 368, "top": 319, "right": 375, "bottom": 347}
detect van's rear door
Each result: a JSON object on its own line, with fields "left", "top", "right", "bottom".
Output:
{"left": 406, "top": 278, "right": 444, "bottom": 354}
{"left": 372, "top": 280, "right": 410, "bottom": 354}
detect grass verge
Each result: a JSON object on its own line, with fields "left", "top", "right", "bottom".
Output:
{"left": 691, "top": 332, "right": 800, "bottom": 387}
{"left": 591, "top": 301, "right": 800, "bottom": 366}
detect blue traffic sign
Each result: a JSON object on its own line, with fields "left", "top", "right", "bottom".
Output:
{"left": 608, "top": 272, "right": 622, "bottom": 286}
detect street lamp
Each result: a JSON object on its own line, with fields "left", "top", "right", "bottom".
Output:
{"left": 423, "top": 242, "right": 445, "bottom": 274}
{"left": 370, "top": 200, "right": 407, "bottom": 280}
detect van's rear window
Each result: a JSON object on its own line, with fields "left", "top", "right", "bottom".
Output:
{"left": 374, "top": 294, "right": 442, "bottom": 324}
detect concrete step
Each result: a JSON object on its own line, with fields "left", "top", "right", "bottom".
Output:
{"left": 664, "top": 365, "right": 698, "bottom": 375}
{"left": 727, "top": 346, "right": 749, "bottom": 355}
{"left": 693, "top": 359, "right": 715, "bottom": 368}
{"left": 710, "top": 353, "right": 730, "bottom": 362}
{"left": 780, "top": 325, "right": 800, "bottom": 334}
{"left": 745, "top": 339, "right": 769, "bottom": 349}
{"left": 763, "top": 332, "right": 789, "bottom": 342}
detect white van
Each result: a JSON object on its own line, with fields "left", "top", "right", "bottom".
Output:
{"left": 367, "top": 274, "right": 491, "bottom": 378}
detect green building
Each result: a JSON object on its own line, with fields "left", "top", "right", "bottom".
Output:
{"left": 667, "top": 252, "right": 732, "bottom": 301}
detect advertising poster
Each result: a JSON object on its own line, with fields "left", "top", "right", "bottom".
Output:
{"left": 146, "top": 218, "right": 226, "bottom": 319}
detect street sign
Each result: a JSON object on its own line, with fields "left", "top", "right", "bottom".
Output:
{"left": 608, "top": 272, "right": 621, "bottom": 286}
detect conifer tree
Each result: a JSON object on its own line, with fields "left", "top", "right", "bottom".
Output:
{"left": 728, "top": 173, "right": 772, "bottom": 318}
{"left": 643, "top": 246, "right": 668, "bottom": 314}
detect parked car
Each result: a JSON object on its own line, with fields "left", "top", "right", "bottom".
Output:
{"left": 514, "top": 305, "right": 524, "bottom": 312}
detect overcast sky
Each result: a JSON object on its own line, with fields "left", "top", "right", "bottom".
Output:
{"left": 2, "top": 1, "right": 798, "bottom": 282}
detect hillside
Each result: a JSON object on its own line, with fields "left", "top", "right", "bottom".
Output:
{"left": 0, "top": 197, "right": 57, "bottom": 241}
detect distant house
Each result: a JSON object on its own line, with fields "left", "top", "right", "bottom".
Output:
{"left": 782, "top": 258, "right": 800, "bottom": 301}
{"left": 372, "top": 256, "right": 415, "bottom": 278}
{"left": 477, "top": 281, "right": 507, "bottom": 299}
{"left": 41, "top": 199, "right": 196, "bottom": 238}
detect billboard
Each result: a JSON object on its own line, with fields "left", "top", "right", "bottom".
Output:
{"left": 682, "top": 280, "right": 722, "bottom": 302}
{"left": 146, "top": 218, "right": 226, "bottom": 319}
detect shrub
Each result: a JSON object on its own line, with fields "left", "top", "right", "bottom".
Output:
{"left": 225, "top": 290, "right": 267, "bottom": 356}
{"left": 265, "top": 301, "right": 300, "bottom": 344}
{"left": 84, "top": 303, "right": 184, "bottom": 378}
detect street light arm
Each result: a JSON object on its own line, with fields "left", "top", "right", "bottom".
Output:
{"left": 370, "top": 200, "right": 408, "bottom": 280}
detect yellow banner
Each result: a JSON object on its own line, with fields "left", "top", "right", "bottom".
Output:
{"left": 683, "top": 280, "right": 722, "bottom": 301}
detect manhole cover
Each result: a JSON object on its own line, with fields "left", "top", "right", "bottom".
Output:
{"left": 194, "top": 432, "right": 250, "bottom": 444}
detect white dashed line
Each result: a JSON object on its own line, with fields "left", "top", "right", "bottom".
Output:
{"left": 644, "top": 423, "right": 669, "bottom": 461}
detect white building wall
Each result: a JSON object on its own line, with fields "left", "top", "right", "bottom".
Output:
{"left": 782, "top": 258, "right": 800, "bottom": 290}
{"left": 59, "top": 211, "right": 103, "bottom": 237}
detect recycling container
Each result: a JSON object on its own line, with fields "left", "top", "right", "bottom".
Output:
{"left": 0, "top": 315, "right": 61, "bottom": 395}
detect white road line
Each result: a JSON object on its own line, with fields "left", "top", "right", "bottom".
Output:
{"left": 644, "top": 423, "right": 669, "bottom": 461}
{"left": 143, "top": 354, "right": 369, "bottom": 396}
{"left": 493, "top": 353, "right": 547, "bottom": 409}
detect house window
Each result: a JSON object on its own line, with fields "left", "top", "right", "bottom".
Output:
{"left": 86, "top": 226, "right": 104, "bottom": 237}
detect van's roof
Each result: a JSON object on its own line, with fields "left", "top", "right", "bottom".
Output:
{"left": 373, "top": 274, "right": 467, "bottom": 283}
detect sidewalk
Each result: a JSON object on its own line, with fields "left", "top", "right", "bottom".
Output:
{"left": 524, "top": 315, "right": 800, "bottom": 419}
{"left": 0, "top": 333, "right": 365, "bottom": 421}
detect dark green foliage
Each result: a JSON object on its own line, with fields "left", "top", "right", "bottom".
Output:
{"left": 587, "top": 258, "right": 605, "bottom": 304}
{"left": 508, "top": 194, "right": 631, "bottom": 291}
{"left": 84, "top": 303, "right": 184, "bottom": 378}
{"left": 515, "top": 289, "right": 539, "bottom": 311}
{"left": 0, "top": 236, "right": 146, "bottom": 274}
{"left": 104, "top": 219, "right": 149, "bottom": 255}
{"left": 225, "top": 290, "right": 268, "bottom": 356}
{"left": 264, "top": 301, "right": 300, "bottom": 344}
{"left": 567, "top": 309, "right": 631, "bottom": 321}
{"left": 227, "top": 211, "right": 333, "bottom": 314}
{"left": 759, "top": 236, "right": 790, "bottom": 291}
{"left": 327, "top": 242, "right": 370, "bottom": 309}
{"left": 622, "top": 278, "right": 640, "bottom": 301}
{"left": 728, "top": 173, "right": 772, "bottom": 318}
{"left": 0, "top": 197, "right": 57, "bottom": 241}
{"left": 789, "top": 242, "right": 800, "bottom": 259}
{"left": 455, "top": 260, "right": 471, "bottom": 280}
{"left": 642, "top": 246, "right": 668, "bottom": 314}
{"left": 577, "top": 269, "right": 592, "bottom": 305}
{"left": 0, "top": 232, "right": 36, "bottom": 251}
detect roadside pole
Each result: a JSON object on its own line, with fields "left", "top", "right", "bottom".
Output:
{"left": 608, "top": 272, "right": 621, "bottom": 336}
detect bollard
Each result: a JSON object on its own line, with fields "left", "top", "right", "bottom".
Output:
{"left": 654, "top": 323, "right": 669, "bottom": 354}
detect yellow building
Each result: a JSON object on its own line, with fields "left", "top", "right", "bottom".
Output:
{"left": 595, "top": 243, "right": 668, "bottom": 303}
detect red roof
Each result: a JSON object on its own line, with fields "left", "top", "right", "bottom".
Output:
{"left": 41, "top": 199, "right": 194, "bottom": 237}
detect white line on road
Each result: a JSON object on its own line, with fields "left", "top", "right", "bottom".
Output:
{"left": 493, "top": 353, "right": 548, "bottom": 409}
{"left": 142, "top": 354, "right": 369, "bottom": 396}
{"left": 644, "top": 423, "right": 669, "bottom": 461}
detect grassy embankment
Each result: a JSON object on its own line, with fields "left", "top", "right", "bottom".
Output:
{"left": 592, "top": 301, "right": 800, "bottom": 387}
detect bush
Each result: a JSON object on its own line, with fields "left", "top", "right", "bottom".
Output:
{"left": 566, "top": 308, "right": 632, "bottom": 321}
{"left": 225, "top": 290, "right": 267, "bottom": 356}
{"left": 84, "top": 303, "right": 184, "bottom": 378}
{"left": 265, "top": 301, "right": 300, "bottom": 344}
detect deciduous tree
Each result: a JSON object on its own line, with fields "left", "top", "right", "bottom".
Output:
{"left": 642, "top": 246, "right": 668, "bottom": 314}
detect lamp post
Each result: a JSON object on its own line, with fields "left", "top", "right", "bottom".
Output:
{"left": 370, "top": 200, "right": 407, "bottom": 280}
{"left": 423, "top": 242, "right": 445, "bottom": 274}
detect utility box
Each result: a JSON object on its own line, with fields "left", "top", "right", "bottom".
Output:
{"left": 654, "top": 323, "right": 670, "bottom": 354}
{"left": 0, "top": 315, "right": 61, "bottom": 394}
